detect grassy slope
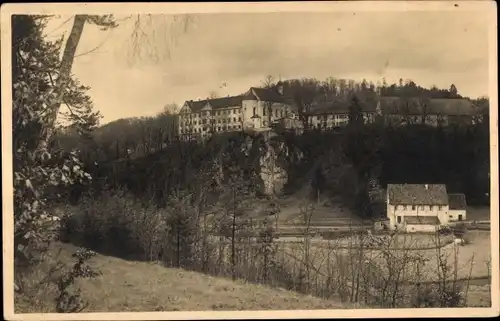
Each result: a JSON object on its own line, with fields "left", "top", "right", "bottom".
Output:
{"left": 16, "top": 242, "right": 360, "bottom": 313}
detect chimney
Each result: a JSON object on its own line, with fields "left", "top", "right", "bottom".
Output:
{"left": 425, "top": 184, "right": 429, "bottom": 190}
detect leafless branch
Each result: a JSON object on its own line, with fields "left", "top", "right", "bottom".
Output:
{"left": 126, "top": 14, "right": 195, "bottom": 66}
{"left": 45, "top": 15, "right": 75, "bottom": 36}
{"left": 74, "top": 28, "right": 114, "bottom": 58}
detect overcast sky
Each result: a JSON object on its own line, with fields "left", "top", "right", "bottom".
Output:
{"left": 44, "top": 9, "right": 490, "bottom": 124}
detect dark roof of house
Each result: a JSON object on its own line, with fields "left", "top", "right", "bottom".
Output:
{"left": 448, "top": 193, "right": 467, "bottom": 210}
{"left": 387, "top": 184, "right": 449, "bottom": 205}
{"left": 405, "top": 216, "right": 441, "bottom": 225}
{"left": 307, "top": 96, "right": 378, "bottom": 116}
{"left": 379, "top": 97, "right": 479, "bottom": 116}
{"left": 308, "top": 101, "right": 348, "bottom": 115}
{"left": 184, "top": 95, "right": 243, "bottom": 112}
{"left": 248, "top": 87, "right": 287, "bottom": 103}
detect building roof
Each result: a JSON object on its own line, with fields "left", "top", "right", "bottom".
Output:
{"left": 244, "top": 87, "right": 287, "bottom": 103}
{"left": 405, "top": 216, "right": 441, "bottom": 225}
{"left": 307, "top": 96, "right": 378, "bottom": 116}
{"left": 387, "top": 184, "right": 449, "bottom": 205}
{"left": 184, "top": 95, "right": 244, "bottom": 113}
{"left": 448, "top": 193, "right": 467, "bottom": 210}
{"left": 308, "top": 101, "right": 348, "bottom": 115}
{"left": 379, "top": 96, "right": 479, "bottom": 116}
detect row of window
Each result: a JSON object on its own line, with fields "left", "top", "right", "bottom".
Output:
{"left": 181, "top": 117, "right": 241, "bottom": 127}
{"left": 262, "top": 107, "right": 288, "bottom": 118}
{"left": 396, "top": 214, "right": 462, "bottom": 224}
{"left": 307, "top": 122, "right": 348, "bottom": 129}
{"left": 311, "top": 114, "right": 349, "bottom": 121}
{"left": 183, "top": 106, "right": 292, "bottom": 120}
{"left": 179, "top": 125, "right": 242, "bottom": 134}
{"left": 395, "top": 205, "right": 444, "bottom": 211}
{"left": 183, "top": 117, "right": 242, "bottom": 126}
{"left": 182, "top": 108, "right": 241, "bottom": 119}
{"left": 215, "top": 109, "right": 239, "bottom": 116}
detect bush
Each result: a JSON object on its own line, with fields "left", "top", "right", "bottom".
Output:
{"left": 60, "top": 188, "right": 166, "bottom": 261}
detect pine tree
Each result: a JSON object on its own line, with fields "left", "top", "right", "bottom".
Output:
{"left": 12, "top": 14, "right": 99, "bottom": 294}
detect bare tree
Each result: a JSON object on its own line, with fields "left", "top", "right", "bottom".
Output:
{"left": 39, "top": 14, "right": 193, "bottom": 154}
{"left": 417, "top": 96, "right": 432, "bottom": 126}
{"left": 127, "top": 14, "right": 195, "bottom": 65}
{"left": 260, "top": 75, "right": 277, "bottom": 126}
{"left": 293, "top": 80, "right": 319, "bottom": 131}
{"left": 208, "top": 91, "right": 218, "bottom": 99}
{"left": 261, "top": 75, "right": 276, "bottom": 89}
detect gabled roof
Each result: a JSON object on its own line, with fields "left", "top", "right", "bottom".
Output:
{"left": 246, "top": 87, "right": 287, "bottom": 103}
{"left": 184, "top": 95, "right": 244, "bottom": 113}
{"left": 379, "top": 97, "right": 479, "bottom": 116}
{"left": 180, "top": 103, "right": 192, "bottom": 113}
{"left": 307, "top": 94, "right": 378, "bottom": 116}
{"left": 182, "top": 86, "right": 290, "bottom": 114}
{"left": 448, "top": 193, "right": 467, "bottom": 210}
{"left": 387, "top": 184, "right": 449, "bottom": 205}
{"left": 405, "top": 216, "right": 441, "bottom": 225}
{"left": 308, "top": 101, "right": 349, "bottom": 115}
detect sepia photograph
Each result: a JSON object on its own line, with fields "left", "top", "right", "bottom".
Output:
{"left": 1, "top": 1, "right": 498, "bottom": 320}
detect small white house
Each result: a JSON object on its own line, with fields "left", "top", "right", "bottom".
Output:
{"left": 386, "top": 184, "right": 450, "bottom": 232}
{"left": 447, "top": 193, "right": 467, "bottom": 222}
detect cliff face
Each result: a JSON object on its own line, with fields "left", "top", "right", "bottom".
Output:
{"left": 211, "top": 132, "right": 305, "bottom": 197}
{"left": 259, "top": 142, "right": 288, "bottom": 195}
{"left": 257, "top": 135, "right": 304, "bottom": 196}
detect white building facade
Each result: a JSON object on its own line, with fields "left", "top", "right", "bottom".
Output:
{"left": 305, "top": 100, "right": 378, "bottom": 130}
{"left": 386, "top": 184, "right": 452, "bottom": 232}
{"left": 447, "top": 193, "right": 467, "bottom": 222}
{"left": 178, "top": 85, "right": 294, "bottom": 140}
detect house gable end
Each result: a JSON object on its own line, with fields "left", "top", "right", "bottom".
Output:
{"left": 242, "top": 89, "right": 258, "bottom": 101}
{"left": 251, "top": 88, "right": 262, "bottom": 101}
{"left": 201, "top": 102, "right": 212, "bottom": 111}
{"left": 180, "top": 102, "right": 192, "bottom": 114}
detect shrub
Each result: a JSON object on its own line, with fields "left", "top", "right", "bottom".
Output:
{"left": 60, "top": 188, "right": 166, "bottom": 261}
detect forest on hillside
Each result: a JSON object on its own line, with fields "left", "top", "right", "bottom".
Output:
{"left": 53, "top": 75, "right": 491, "bottom": 213}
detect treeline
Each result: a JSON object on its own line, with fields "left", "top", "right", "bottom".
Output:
{"left": 54, "top": 75, "right": 490, "bottom": 182}
{"left": 53, "top": 76, "right": 490, "bottom": 213}
{"left": 380, "top": 79, "right": 463, "bottom": 98}
{"left": 273, "top": 76, "right": 483, "bottom": 105}
{"left": 344, "top": 121, "right": 490, "bottom": 215}
{"left": 274, "top": 119, "right": 490, "bottom": 220}
{"left": 55, "top": 105, "right": 179, "bottom": 164}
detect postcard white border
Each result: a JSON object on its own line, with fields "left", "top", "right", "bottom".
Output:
{"left": 2, "top": 1, "right": 498, "bottom": 320}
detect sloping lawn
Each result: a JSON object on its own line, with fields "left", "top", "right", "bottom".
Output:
{"left": 15, "top": 242, "right": 360, "bottom": 313}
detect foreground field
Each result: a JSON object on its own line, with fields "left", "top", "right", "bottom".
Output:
{"left": 15, "top": 242, "right": 360, "bottom": 313}
{"left": 283, "top": 231, "right": 491, "bottom": 280}
{"left": 277, "top": 230, "right": 491, "bottom": 307}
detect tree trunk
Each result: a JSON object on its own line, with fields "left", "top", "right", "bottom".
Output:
{"left": 176, "top": 228, "right": 181, "bottom": 268}
{"left": 231, "top": 188, "right": 237, "bottom": 280}
{"left": 38, "top": 15, "right": 87, "bottom": 151}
